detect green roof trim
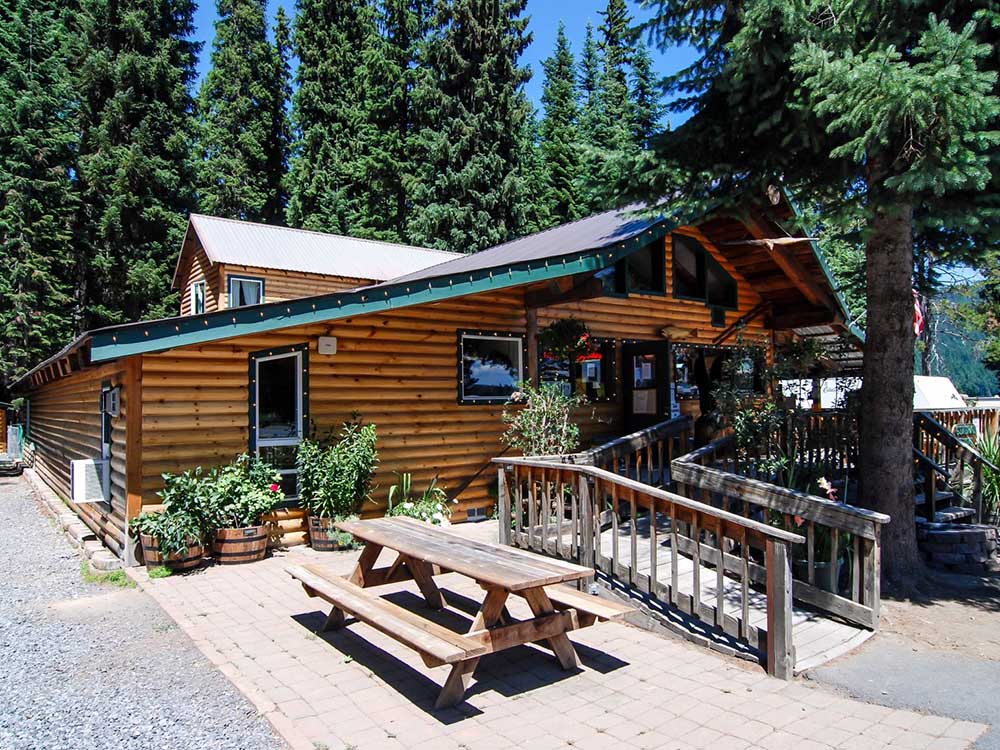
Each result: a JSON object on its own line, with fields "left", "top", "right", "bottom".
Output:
{"left": 88, "top": 222, "right": 677, "bottom": 363}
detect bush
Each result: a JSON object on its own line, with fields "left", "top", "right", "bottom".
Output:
{"left": 297, "top": 423, "right": 379, "bottom": 519}
{"left": 157, "top": 467, "right": 213, "bottom": 538}
{"left": 128, "top": 510, "right": 203, "bottom": 558}
{"left": 204, "top": 453, "right": 283, "bottom": 529}
{"left": 501, "top": 382, "right": 584, "bottom": 456}
{"left": 386, "top": 473, "right": 455, "bottom": 524}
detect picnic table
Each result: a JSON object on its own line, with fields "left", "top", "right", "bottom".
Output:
{"left": 286, "top": 516, "right": 635, "bottom": 708}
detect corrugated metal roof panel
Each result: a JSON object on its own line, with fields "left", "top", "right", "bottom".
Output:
{"left": 189, "top": 214, "right": 461, "bottom": 281}
{"left": 387, "top": 206, "right": 662, "bottom": 284}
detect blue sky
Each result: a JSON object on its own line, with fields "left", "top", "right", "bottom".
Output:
{"left": 191, "top": 0, "right": 698, "bottom": 126}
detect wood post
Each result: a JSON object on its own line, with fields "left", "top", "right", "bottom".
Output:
{"left": 526, "top": 308, "right": 539, "bottom": 386}
{"left": 578, "top": 475, "right": 594, "bottom": 574}
{"left": 766, "top": 538, "right": 794, "bottom": 679}
{"left": 498, "top": 468, "right": 511, "bottom": 547}
{"left": 124, "top": 355, "right": 143, "bottom": 567}
{"left": 864, "top": 525, "right": 881, "bottom": 630}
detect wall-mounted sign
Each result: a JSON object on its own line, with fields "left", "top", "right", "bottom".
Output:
{"left": 317, "top": 336, "right": 337, "bottom": 355}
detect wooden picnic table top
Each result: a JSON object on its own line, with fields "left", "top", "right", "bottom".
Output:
{"left": 335, "top": 516, "right": 592, "bottom": 592}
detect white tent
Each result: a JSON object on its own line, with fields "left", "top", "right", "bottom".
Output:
{"left": 913, "top": 376, "right": 966, "bottom": 410}
{"left": 781, "top": 375, "right": 966, "bottom": 410}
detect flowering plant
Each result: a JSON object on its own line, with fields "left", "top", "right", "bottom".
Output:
{"left": 537, "top": 318, "right": 597, "bottom": 362}
{"left": 386, "top": 473, "right": 455, "bottom": 525}
{"left": 204, "top": 453, "right": 284, "bottom": 529}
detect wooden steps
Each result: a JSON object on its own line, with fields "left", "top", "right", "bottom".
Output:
{"left": 287, "top": 563, "right": 487, "bottom": 667}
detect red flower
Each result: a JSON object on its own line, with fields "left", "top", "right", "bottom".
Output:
{"left": 269, "top": 483, "right": 280, "bottom": 493}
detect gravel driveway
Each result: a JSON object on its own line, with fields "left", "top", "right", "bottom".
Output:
{"left": 0, "top": 476, "right": 284, "bottom": 750}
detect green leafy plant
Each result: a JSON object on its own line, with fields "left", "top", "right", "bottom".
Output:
{"left": 297, "top": 423, "right": 379, "bottom": 519}
{"left": 128, "top": 510, "right": 203, "bottom": 558}
{"left": 537, "top": 318, "right": 596, "bottom": 361}
{"left": 386, "top": 473, "right": 455, "bottom": 524}
{"left": 502, "top": 382, "right": 585, "bottom": 456}
{"left": 157, "top": 467, "right": 214, "bottom": 538}
{"left": 977, "top": 429, "right": 1000, "bottom": 525}
{"left": 147, "top": 566, "right": 173, "bottom": 579}
{"left": 204, "top": 453, "right": 283, "bottom": 529}
{"left": 80, "top": 561, "right": 135, "bottom": 588}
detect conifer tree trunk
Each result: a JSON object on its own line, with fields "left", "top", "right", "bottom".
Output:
{"left": 859, "top": 200, "right": 923, "bottom": 583}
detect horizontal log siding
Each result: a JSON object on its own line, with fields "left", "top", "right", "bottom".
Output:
{"left": 178, "top": 241, "right": 222, "bottom": 316}
{"left": 219, "top": 264, "right": 372, "bottom": 306}
{"left": 140, "top": 290, "right": 528, "bottom": 525}
{"left": 540, "top": 229, "right": 770, "bottom": 433}
{"left": 27, "top": 361, "right": 128, "bottom": 555}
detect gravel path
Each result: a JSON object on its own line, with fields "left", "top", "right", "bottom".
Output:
{"left": 0, "top": 476, "right": 285, "bottom": 750}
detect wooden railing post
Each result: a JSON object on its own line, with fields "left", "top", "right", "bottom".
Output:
{"left": 864, "top": 524, "right": 881, "bottom": 629}
{"left": 578, "top": 475, "right": 594, "bottom": 577}
{"left": 766, "top": 538, "right": 794, "bottom": 679}
{"left": 498, "top": 467, "right": 511, "bottom": 547}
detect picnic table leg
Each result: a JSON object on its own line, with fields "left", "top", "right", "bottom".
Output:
{"left": 402, "top": 555, "right": 444, "bottom": 610}
{"left": 349, "top": 542, "right": 384, "bottom": 587}
{"left": 522, "top": 588, "right": 580, "bottom": 671}
{"left": 434, "top": 588, "right": 509, "bottom": 709}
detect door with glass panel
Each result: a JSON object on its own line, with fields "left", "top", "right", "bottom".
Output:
{"left": 251, "top": 347, "right": 307, "bottom": 500}
{"left": 622, "top": 341, "right": 670, "bottom": 431}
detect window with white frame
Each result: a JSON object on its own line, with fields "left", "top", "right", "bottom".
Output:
{"left": 228, "top": 275, "right": 264, "bottom": 308}
{"left": 252, "top": 349, "right": 305, "bottom": 498}
{"left": 458, "top": 332, "right": 524, "bottom": 404}
{"left": 191, "top": 280, "right": 206, "bottom": 315}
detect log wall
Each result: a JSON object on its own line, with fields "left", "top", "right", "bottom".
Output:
{"left": 177, "top": 241, "right": 222, "bottom": 316}
{"left": 26, "top": 361, "right": 128, "bottom": 555}
{"left": 219, "top": 264, "right": 371, "bottom": 305}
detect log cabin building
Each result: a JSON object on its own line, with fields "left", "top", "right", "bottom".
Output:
{"left": 14, "top": 191, "right": 860, "bottom": 564}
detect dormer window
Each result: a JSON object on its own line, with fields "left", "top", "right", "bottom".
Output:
{"left": 608, "top": 240, "right": 666, "bottom": 296}
{"left": 673, "top": 234, "right": 737, "bottom": 310}
{"left": 228, "top": 275, "right": 264, "bottom": 308}
{"left": 191, "top": 281, "right": 206, "bottom": 315}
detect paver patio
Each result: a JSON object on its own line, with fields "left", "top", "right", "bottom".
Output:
{"left": 129, "top": 523, "right": 990, "bottom": 750}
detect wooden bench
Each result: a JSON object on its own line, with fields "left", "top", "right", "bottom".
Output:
{"left": 287, "top": 564, "right": 487, "bottom": 669}
{"left": 541, "top": 583, "right": 636, "bottom": 627}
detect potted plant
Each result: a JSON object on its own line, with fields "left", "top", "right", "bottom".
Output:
{"left": 129, "top": 510, "right": 205, "bottom": 571}
{"left": 205, "top": 453, "right": 284, "bottom": 564}
{"left": 297, "top": 422, "right": 378, "bottom": 550}
{"left": 386, "top": 472, "right": 456, "bottom": 525}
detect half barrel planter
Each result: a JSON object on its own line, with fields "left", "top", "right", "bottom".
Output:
{"left": 308, "top": 516, "right": 350, "bottom": 551}
{"left": 139, "top": 534, "right": 205, "bottom": 572}
{"left": 212, "top": 525, "right": 269, "bottom": 564}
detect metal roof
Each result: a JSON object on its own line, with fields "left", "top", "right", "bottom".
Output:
{"left": 390, "top": 206, "right": 663, "bottom": 284}
{"left": 175, "top": 215, "right": 461, "bottom": 285}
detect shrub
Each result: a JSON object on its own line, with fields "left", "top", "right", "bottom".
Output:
{"left": 157, "top": 467, "right": 213, "bottom": 538}
{"left": 977, "top": 429, "right": 1000, "bottom": 525}
{"left": 204, "top": 453, "right": 283, "bottom": 529}
{"left": 386, "top": 473, "right": 455, "bottom": 524}
{"left": 501, "top": 382, "right": 584, "bottom": 456}
{"left": 129, "top": 510, "right": 203, "bottom": 558}
{"left": 297, "top": 423, "right": 379, "bottom": 519}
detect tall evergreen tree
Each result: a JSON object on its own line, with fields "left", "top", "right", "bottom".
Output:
{"left": 199, "top": 0, "right": 291, "bottom": 223}
{"left": 539, "top": 23, "right": 582, "bottom": 225}
{"left": 518, "top": 104, "right": 551, "bottom": 234}
{"left": 265, "top": 7, "right": 293, "bottom": 223}
{"left": 638, "top": 0, "right": 999, "bottom": 580}
{"left": 0, "top": 0, "right": 76, "bottom": 392}
{"left": 592, "top": 0, "right": 635, "bottom": 152}
{"left": 287, "top": 0, "right": 374, "bottom": 234}
{"left": 69, "top": 0, "right": 200, "bottom": 326}
{"left": 578, "top": 22, "right": 602, "bottom": 142}
{"left": 407, "top": 0, "right": 532, "bottom": 252}
{"left": 355, "top": 0, "right": 433, "bottom": 241}
{"left": 631, "top": 40, "right": 663, "bottom": 147}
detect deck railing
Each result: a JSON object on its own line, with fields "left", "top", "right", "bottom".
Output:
{"left": 671, "top": 436, "right": 889, "bottom": 630}
{"left": 926, "top": 406, "right": 1000, "bottom": 439}
{"left": 494, "top": 454, "right": 804, "bottom": 678}
{"left": 914, "top": 412, "right": 1000, "bottom": 525}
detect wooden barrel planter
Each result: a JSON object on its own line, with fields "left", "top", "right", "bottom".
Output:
{"left": 308, "top": 516, "right": 350, "bottom": 551}
{"left": 139, "top": 534, "right": 204, "bottom": 571}
{"left": 213, "top": 525, "right": 269, "bottom": 565}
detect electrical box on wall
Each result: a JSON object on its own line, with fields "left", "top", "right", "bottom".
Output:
{"left": 317, "top": 336, "right": 337, "bottom": 355}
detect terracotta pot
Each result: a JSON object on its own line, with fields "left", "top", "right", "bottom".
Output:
{"left": 139, "top": 533, "right": 204, "bottom": 571}
{"left": 212, "top": 525, "right": 268, "bottom": 565}
{"left": 308, "top": 515, "right": 350, "bottom": 551}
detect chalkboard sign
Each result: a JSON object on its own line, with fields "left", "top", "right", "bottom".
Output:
{"left": 954, "top": 422, "right": 977, "bottom": 440}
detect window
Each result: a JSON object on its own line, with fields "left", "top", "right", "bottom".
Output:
{"left": 228, "top": 275, "right": 264, "bottom": 308}
{"left": 672, "top": 234, "right": 738, "bottom": 310}
{"left": 610, "top": 240, "right": 666, "bottom": 295}
{"left": 191, "top": 281, "right": 206, "bottom": 315}
{"left": 250, "top": 346, "right": 308, "bottom": 499}
{"left": 672, "top": 344, "right": 765, "bottom": 407}
{"left": 459, "top": 332, "right": 524, "bottom": 404}
{"left": 539, "top": 338, "right": 616, "bottom": 402}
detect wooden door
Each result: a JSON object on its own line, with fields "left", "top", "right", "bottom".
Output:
{"left": 622, "top": 341, "right": 671, "bottom": 431}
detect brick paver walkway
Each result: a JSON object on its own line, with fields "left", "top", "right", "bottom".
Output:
{"left": 131, "top": 526, "right": 989, "bottom": 750}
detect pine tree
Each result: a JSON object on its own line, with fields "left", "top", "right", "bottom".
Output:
{"left": 0, "top": 0, "right": 76, "bottom": 392}
{"left": 518, "top": 104, "right": 551, "bottom": 234}
{"left": 639, "top": 0, "right": 1000, "bottom": 579}
{"left": 199, "top": 0, "right": 291, "bottom": 223}
{"left": 69, "top": 0, "right": 200, "bottom": 326}
{"left": 592, "top": 0, "right": 634, "bottom": 153}
{"left": 354, "top": 0, "right": 433, "bottom": 241}
{"left": 631, "top": 40, "right": 663, "bottom": 147}
{"left": 286, "top": 0, "right": 374, "bottom": 234}
{"left": 407, "top": 0, "right": 532, "bottom": 252}
{"left": 539, "top": 23, "right": 582, "bottom": 225}
{"left": 264, "top": 7, "right": 293, "bottom": 223}
{"left": 578, "top": 22, "right": 602, "bottom": 143}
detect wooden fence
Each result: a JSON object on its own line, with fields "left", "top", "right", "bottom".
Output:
{"left": 926, "top": 406, "right": 1000, "bottom": 439}
{"left": 671, "top": 436, "right": 888, "bottom": 630}
{"left": 494, "top": 455, "right": 804, "bottom": 678}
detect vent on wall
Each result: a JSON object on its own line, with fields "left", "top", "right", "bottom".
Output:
{"left": 70, "top": 459, "right": 110, "bottom": 504}
{"left": 466, "top": 506, "right": 488, "bottom": 522}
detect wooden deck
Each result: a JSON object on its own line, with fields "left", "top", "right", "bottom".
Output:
{"left": 596, "top": 514, "right": 873, "bottom": 674}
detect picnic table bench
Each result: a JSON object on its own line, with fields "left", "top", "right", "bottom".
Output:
{"left": 287, "top": 516, "right": 635, "bottom": 708}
